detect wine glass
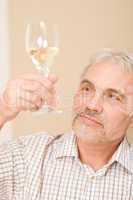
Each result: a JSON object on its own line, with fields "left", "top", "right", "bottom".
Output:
{"left": 25, "top": 21, "right": 62, "bottom": 114}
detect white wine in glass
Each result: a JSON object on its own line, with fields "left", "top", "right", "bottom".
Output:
{"left": 30, "top": 46, "right": 59, "bottom": 74}
{"left": 25, "top": 21, "right": 62, "bottom": 114}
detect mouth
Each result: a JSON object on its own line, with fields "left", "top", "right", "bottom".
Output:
{"left": 79, "top": 114, "right": 103, "bottom": 127}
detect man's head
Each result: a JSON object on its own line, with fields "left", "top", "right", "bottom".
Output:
{"left": 72, "top": 49, "right": 133, "bottom": 144}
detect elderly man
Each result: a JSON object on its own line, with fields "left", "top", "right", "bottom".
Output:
{"left": 0, "top": 50, "right": 133, "bottom": 199}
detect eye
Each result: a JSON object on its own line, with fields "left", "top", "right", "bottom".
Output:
{"left": 82, "top": 86, "right": 90, "bottom": 91}
{"left": 108, "top": 93, "right": 122, "bottom": 102}
{"left": 80, "top": 86, "right": 92, "bottom": 94}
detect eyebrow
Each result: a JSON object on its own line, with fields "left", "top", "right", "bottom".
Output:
{"left": 80, "top": 79, "right": 94, "bottom": 86}
{"left": 105, "top": 88, "right": 126, "bottom": 98}
{"left": 80, "top": 79, "right": 126, "bottom": 97}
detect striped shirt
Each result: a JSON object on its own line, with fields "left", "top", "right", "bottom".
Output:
{"left": 0, "top": 131, "right": 133, "bottom": 200}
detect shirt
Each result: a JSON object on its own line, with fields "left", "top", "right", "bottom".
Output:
{"left": 0, "top": 131, "right": 133, "bottom": 200}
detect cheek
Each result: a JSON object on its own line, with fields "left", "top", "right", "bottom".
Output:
{"left": 103, "top": 105, "right": 129, "bottom": 135}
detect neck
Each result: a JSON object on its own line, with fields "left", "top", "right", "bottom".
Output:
{"left": 76, "top": 137, "right": 122, "bottom": 171}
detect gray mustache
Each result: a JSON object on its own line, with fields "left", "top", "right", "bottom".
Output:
{"left": 79, "top": 108, "right": 103, "bottom": 124}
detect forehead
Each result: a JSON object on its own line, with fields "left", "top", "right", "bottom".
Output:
{"left": 81, "top": 60, "right": 133, "bottom": 94}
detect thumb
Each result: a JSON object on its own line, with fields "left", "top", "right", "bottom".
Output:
{"left": 48, "top": 74, "right": 58, "bottom": 84}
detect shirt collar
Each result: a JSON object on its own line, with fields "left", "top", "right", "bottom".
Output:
{"left": 54, "top": 132, "right": 133, "bottom": 174}
{"left": 108, "top": 137, "right": 133, "bottom": 174}
{"left": 54, "top": 131, "right": 78, "bottom": 159}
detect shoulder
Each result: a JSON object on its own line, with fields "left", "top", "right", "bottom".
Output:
{"left": 13, "top": 132, "right": 55, "bottom": 158}
{"left": 0, "top": 131, "right": 71, "bottom": 165}
{"left": 0, "top": 132, "right": 55, "bottom": 162}
{"left": 16, "top": 132, "right": 55, "bottom": 148}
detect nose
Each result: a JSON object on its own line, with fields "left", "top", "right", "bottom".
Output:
{"left": 86, "top": 93, "right": 103, "bottom": 113}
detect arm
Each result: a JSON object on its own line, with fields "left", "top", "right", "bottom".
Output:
{"left": 0, "top": 96, "right": 18, "bottom": 129}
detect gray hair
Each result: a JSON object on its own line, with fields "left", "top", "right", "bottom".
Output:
{"left": 82, "top": 49, "right": 133, "bottom": 77}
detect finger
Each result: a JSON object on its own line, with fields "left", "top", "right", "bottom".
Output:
{"left": 18, "top": 90, "right": 44, "bottom": 108}
{"left": 21, "top": 83, "right": 55, "bottom": 101}
{"left": 20, "top": 73, "right": 58, "bottom": 89}
{"left": 20, "top": 79, "right": 45, "bottom": 92}
{"left": 44, "top": 89, "right": 56, "bottom": 107}
{"left": 15, "top": 89, "right": 56, "bottom": 111}
{"left": 22, "top": 71, "right": 58, "bottom": 83}
{"left": 19, "top": 91, "right": 56, "bottom": 111}
{"left": 17, "top": 98, "right": 41, "bottom": 111}
{"left": 20, "top": 78, "right": 56, "bottom": 93}
{"left": 47, "top": 74, "right": 58, "bottom": 84}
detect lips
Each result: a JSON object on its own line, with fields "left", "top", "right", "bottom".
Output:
{"left": 80, "top": 114, "right": 102, "bottom": 127}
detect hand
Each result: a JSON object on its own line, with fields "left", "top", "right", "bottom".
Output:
{"left": 0, "top": 72, "right": 58, "bottom": 125}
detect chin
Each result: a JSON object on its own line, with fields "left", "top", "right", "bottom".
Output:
{"left": 73, "top": 120, "right": 106, "bottom": 144}
{"left": 76, "top": 131, "right": 108, "bottom": 144}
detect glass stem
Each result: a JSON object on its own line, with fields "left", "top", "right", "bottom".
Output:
{"left": 37, "top": 64, "right": 50, "bottom": 77}
{"left": 42, "top": 66, "right": 50, "bottom": 77}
